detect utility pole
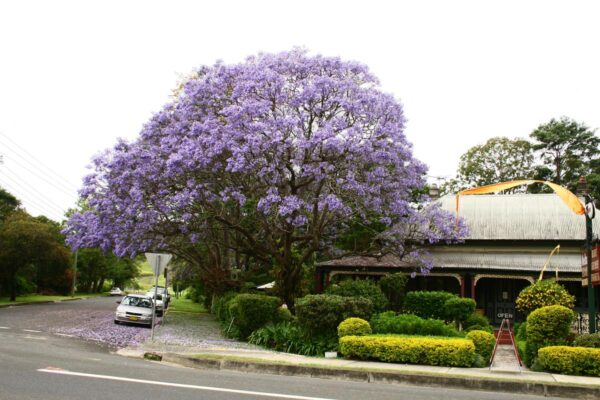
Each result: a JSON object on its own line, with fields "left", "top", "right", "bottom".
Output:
{"left": 585, "top": 194, "right": 597, "bottom": 333}
{"left": 71, "top": 250, "right": 78, "bottom": 297}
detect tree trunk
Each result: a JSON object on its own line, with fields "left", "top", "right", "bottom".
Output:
{"left": 278, "top": 263, "right": 301, "bottom": 314}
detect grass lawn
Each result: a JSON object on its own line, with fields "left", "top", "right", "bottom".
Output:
{"left": 0, "top": 292, "right": 108, "bottom": 305}
{"left": 168, "top": 296, "right": 207, "bottom": 314}
{"left": 133, "top": 260, "right": 166, "bottom": 291}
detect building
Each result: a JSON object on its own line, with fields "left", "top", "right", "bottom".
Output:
{"left": 315, "top": 193, "right": 600, "bottom": 325}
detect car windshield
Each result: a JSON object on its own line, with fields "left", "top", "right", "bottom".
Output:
{"left": 121, "top": 296, "right": 152, "bottom": 308}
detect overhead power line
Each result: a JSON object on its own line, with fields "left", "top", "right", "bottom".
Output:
{"left": 0, "top": 131, "right": 80, "bottom": 192}
{"left": 0, "top": 165, "right": 67, "bottom": 215}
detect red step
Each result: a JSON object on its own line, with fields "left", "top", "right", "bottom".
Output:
{"left": 494, "top": 329, "right": 514, "bottom": 345}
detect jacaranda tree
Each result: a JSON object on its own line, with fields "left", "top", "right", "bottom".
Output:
{"left": 65, "top": 50, "right": 465, "bottom": 309}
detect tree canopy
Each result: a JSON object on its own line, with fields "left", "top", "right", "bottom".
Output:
{"left": 65, "top": 50, "right": 465, "bottom": 308}
{"left": 530, "top": 117, "right": 599, "bottom": 199}
{"left": 0, "top": 211, "right": 70, "bottom": 300}
{"left": 443, "top": 137, "right": 534, "bottom": 193}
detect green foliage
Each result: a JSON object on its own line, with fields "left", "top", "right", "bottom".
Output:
{"left": 537, "top": 346, "right": 600, "bottom": 377}
{"left": 339, "top": 335, "right": 476, "bottom": 367}
{"left": 466, "top": 330, "right": 496, "bottom": 363}
{"left": 370, "top": 312, "right": 461, "bottom": 337}
{"left": 515, "top": 279, "right": 575, "bottom": 315}
{"left": 326, "top": 279, "right": 388, "bottom": 312}
{"left": 248, "top": 321, "right": 338, "bottom": 356}
{"left": 378, "top": 273, "right": 408, "bottom": 311}
{"left": 211, "top": 292, "right": 237, "bottom": 323}
{"left": 525, "top": 305, "right": 575, "bottom": 367}
{"left": 446, "top": 137, "right": 535, "bottom": 193}
{"left": 276, "top": 307, "right": 293, "bottom": 323}
{"left": 529, "top": 117, "right": 600, "bottom": 199}
{"left": 227, "top": 294, "right": 281, "bottom": 339}
{"left": 573, "top": 333, "right": 600, "bottom": 349}
{"left": 403, "top": 291, "right": 457, "bottom": 320}
{"left": 516, "top": 322, "right": 527, "bottom": 342}
{"left": 464, "top": 313, "right": 493, "bottom": 333}
{"left": 337, "top": 318, "right": 372, "bottom": 338}
{"left": 0, "top": 187, "right": 20, "bottom": 222}
{"left": 444, "top": 298, "right": 476, "bottom": 326}
{"left": 0, "top": 211, "right": 71, "bottom": 300}
{"left": 295, "top": 294, "right": 373, "bottom": 338}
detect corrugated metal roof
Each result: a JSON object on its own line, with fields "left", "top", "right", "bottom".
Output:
{"left": 440, "top": 193, "right": 600, "bottom": 240}
{"left": 317, "top": 251, "right": 582, "bottom": 274}
{"left": 429, "top": 250, "right": 581, "bottom": 273}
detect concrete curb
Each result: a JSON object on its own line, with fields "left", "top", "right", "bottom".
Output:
{"left": 0, "top": 297, "right": 85, "bottom": 308}
{"left": 155, "top": 353, "right": 600, "bottom": 400}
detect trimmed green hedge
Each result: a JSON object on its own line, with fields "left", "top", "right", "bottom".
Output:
{"left": 228, "top": 294, "right": 281, "bottom": 339}
{"left": 525, "top": 305, "right": 574, "bottom": 367}
{"left": 338, "top": 318, "right": 372, "bottom": 338}
{"left": 326, "top": 279, "right": 388, "bottom": 312}
{"left": 466, "top": 330, "right": 496, "bottom": 363}
{"left": 339, "top": 335, "right": 476, "bottom": 367}
{"left": 296, "top": 294, "right": 373, "bottom": 337}
{"left": 573, "top": 333, "right": 600, "bottom": 348}
{"left": 404, "top": 291, "right": 457, "bottom": 320}
{"left": 537, "top": 346, "right": 600, "bottom": 377}
{"left": 370, "top": 312, "right": 461, "bottom": 337}
{"left": 444, "top": 297, "right": 476, "bottom": 326}
{"left": 379, "top": 273, "right": 408, "bottom": 311}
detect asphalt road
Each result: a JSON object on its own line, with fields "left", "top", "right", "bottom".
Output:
{"left": 0, "top": 299, "right": 565, "bottom": 400}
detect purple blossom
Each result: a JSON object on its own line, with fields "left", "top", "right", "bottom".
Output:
{"left": 64, "top": 49, "right": 465, "bottom": 284}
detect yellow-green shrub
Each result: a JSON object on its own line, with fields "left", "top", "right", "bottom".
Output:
{"left": 537, "top": 346, "right": 600, "bottom": 377}
{"left": 525, "top": 305, "right": 574, "bottom": 366}
{"left": 339, "top": 335, "right": 476, "bottom": 367}
{"left": 466, "top": 330, "right": 496, "bottom": 363}
{"left": 338, "top": 318, "right": 372, "bottom": 338}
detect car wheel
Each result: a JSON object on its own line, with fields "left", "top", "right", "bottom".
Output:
{"left": 114, "top": 320, "right": 120, "bottom": 325}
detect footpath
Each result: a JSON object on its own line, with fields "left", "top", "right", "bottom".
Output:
{"left": 118, "top": 312, "right": 600, "bottom": 400}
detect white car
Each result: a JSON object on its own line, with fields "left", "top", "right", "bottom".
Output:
{"left": 114, "top": 294, "right": 154, "bottom": 326}
{"left": 109, "top": 287, "right": 124, "bottom": 296}
{"left": 144, "top": 291, "right": 164, "bottom": 317}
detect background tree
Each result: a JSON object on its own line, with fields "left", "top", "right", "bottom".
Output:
{"left": 0, "top": 186, "right": 20, "bottom": 222}
{"left": 529, "top": 117, "right": 600, "bottom": 198}
{"left": 65, "top": 50, "right": 465, "bottom": 310}
{"left": 76, "top": 248, "right": 139, "bottom": 292}
{"left": 0, "top": 211, "right": 69, "bottom": 300}
{"left": 442, "top": 137, "right": 534, "bottom": 194}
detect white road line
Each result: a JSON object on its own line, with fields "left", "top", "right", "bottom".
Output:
{"left": 0, "top": 327, "right": 10, "bottom": 329}
{"left": 23, "top": 329, "right": 42, "bottom": 333}
{"left": 24, "top": 336, "right": 47, "bottom": 340}
{"left": 38, "top": 368, "right": 336, "bottom": 400}
{"left": 54, "top": 333, "right": 75, "bottom": 338}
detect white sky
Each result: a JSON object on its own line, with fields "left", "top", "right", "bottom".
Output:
{"left": 1, "top": 0, "right": 599, "bottom": 221}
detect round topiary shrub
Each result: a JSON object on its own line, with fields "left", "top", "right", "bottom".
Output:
{"left": 326, "top": 279, "right": 388, "bottom": 312}
{"left": 466, "top": 330, "right": 496, "bottom": 364}
{"left": 444, "top": 297, "right": 476, "bottom": 328}
{"left": 515, "top": 279, "right": 575, "bottom": 315}
{"left": 464, "top": 313, "right": 493, "bottom": 333}
{"left": 337, "top": 317, "right": 372, "bottom": 338}
{"left": 525, "top": 305, "right": 574, "bottom": 367}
